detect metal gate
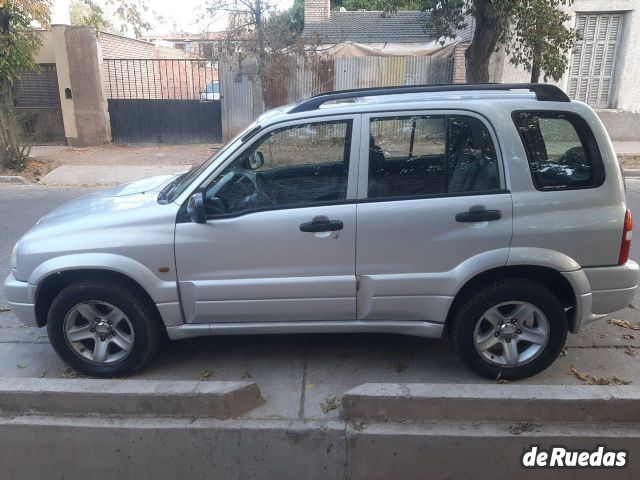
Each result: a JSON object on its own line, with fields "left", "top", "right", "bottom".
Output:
{"left": 14, "top": 64, "right": 66, "bottom": 144}
{"left": 104, "top": 59, "right": 222, "bottom": 143}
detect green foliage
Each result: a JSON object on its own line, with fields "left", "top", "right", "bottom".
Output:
{"left": 506, "top": 0, "right": 577, "bottom": 82}
{"left": 0, "top": 0, "right": 46, "bottom": 86}
{"left": 330, "top": 0, "right": 421, "bottom": 10}
{"left": 108, "top": 0, "right": 151, "bottom": 38}
{"left": 70, "top": 0, "right": 112, "bottom": 31}
{"left": 0, "top": 1, "right": 51, "bottom": 171}
{"left": 264, "top": 0, "right": 304, "bottom": 46}
{"left": 421, "top": 0, "right": 578, "bottom": 82}
{"left": 70, "top": 1, "right": 152, "bottom": 38}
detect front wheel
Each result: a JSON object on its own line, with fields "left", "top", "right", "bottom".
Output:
{"left": 47, "top": 280, "right": 162, "bottom": 377}
{"left": 450, "top": 278, "right": 568, "bottom": 380}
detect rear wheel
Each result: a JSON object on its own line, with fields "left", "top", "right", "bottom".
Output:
{"left": 47, "top": 280, "right": 162, "bottom": 377}
{"left": 451, "top": 278, "right": 568, "bottom": 380}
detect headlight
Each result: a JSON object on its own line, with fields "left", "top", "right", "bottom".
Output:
{"left": 10, "top": 242, "right": 18, "bottom": 270}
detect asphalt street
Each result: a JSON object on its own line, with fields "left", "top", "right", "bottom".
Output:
{"left": 1, "top": 181, "right": 640, "bottom": 419}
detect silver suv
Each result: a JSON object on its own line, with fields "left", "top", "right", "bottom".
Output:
{"left": 5, "top": 84, "right": 638, "bottom": 379}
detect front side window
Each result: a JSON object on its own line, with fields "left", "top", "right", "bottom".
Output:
{"left": 203, "top": 120, "right": 352, "bottom": 216}
{"left": 512, "top": 111, "right": 604, "bottom": 190}
{"left": 368, "top": 115, "right": 500, "bottom": 199}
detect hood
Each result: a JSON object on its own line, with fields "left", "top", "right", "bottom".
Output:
{"left": 115, "top": 173, "right": 184, "bottom": 196}
{"left": 35, "top": 174, "right": 181, "bottom": 227}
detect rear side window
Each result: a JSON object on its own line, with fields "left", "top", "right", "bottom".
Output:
{"left": 367, "top": 115, "right": 500, "bottom": 200}
{"left": 512, "top": 111, "right": 605, "bottom": 190}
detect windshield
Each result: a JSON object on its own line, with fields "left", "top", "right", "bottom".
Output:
{"left": 158, "top": 122, "right": 257, "bottom": 203}
{"left": 206, "top": 82, "right": 220, "bottom": 93}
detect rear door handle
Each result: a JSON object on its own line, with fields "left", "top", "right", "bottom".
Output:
{"left": 300, "top": 219, "right": 344, "bottom": 232}
{"left": 455, "top": 209, "right": 502, "bottom": 223}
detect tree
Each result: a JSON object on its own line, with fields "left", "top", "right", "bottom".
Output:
{"left": 422, "top": 0, "right": 578, "bottom": 83}
{"left": 0, "top": 0, "right": 51, "bottom": 171}
{"left": 70, "top": 0, "right": 153, "bottom": 38}
{"left": 331, "top": 1, "right": 578, "bottom": 83}
{"left": 70, "top": 0, "right": 112, "bottom": 32}
{"left": 506, "top": 0, "right": 577, "bottom": 82}
{"left": 205, "top": 0, "right": 313, "bottom": 107}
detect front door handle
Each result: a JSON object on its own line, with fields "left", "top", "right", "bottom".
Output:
{"left": 455, "top": 209, "right": 502, "bottom": 223}
{"left": 300, "top": 219, "right": 344, "bottom": 232}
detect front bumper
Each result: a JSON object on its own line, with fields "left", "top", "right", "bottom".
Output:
{"left": 3, "top": 273, "right": 38, "bottom": 327}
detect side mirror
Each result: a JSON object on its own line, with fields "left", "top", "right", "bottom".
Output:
{"left": 187, "top": 192, "right": 206, "bottom": 224}
{"left": 248, "top": 151, "right": 264, "bottom": 170}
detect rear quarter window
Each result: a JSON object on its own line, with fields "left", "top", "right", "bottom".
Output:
{"left": 512, "top": 111, "right": 605, "bottom": 190}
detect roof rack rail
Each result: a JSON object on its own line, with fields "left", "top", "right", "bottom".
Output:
{"left": 288, "top": 83, "right": 570, "bottom": 113}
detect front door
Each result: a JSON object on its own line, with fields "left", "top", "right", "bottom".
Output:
{"left": 355, "top": 111, "right": 513, "bottom": 322}
{"left": 175, "top": 116, "right": 360, "bottom": 323}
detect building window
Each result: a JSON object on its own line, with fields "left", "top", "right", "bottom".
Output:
{"left": 568, "top": 12, "right": 623, "bottom": 109}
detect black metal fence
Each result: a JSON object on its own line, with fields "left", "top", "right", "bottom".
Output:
{"left": 103, "top": 58, "right": 218, "bottom": 100}
{"left": 14, "top": 64, "right": 61, "bottom": 107}
{"left": 103, "top": 58, "right": 222, "bottom": 144}
{"left": 13, "top": 64, "right": 66, "bottom": 144}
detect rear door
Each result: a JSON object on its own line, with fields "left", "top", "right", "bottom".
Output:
{"left": 355, "top": 111, "right": 513, "bottom": 322}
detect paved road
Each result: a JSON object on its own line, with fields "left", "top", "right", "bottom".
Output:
{"left": 1, "top": 182, "right": 640, "bottom": 419}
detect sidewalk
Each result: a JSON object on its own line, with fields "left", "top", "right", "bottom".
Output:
{"left": 28, "top": 143, "right": 219, "bottom": 186}
{"left": 29, "top": 143, "right": 219, "bottom": 166}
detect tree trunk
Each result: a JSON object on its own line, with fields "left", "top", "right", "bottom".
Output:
{"left": 465, "top": 0, "right": 503, "bottom": 83}
{"left": 530, "top": 56, "right": 541, "bottom": 83}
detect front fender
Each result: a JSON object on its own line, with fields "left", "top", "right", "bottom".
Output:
{"left": 27, "top": 253, "right": 179, "bottom": 305}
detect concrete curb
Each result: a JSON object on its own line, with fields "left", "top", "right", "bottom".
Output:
{"left": 0, "top": 175, "right": 31, "bottom": 185}
{"left": 342, "top": 383, "right": 640, "bottom": 423}
{"left": 624, "top": 169, "right": 640, "bottom": 177}
{"left": 0, "top": 416, "right": 345, "bottom": 480}
{"left": 0, "top": 378, "right": 264, "bottom": 418}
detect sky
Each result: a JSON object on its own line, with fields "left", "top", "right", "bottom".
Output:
{"left": 52, "top": 0, "right": 295, "bottom": 34}
{"left": 150, "top": 0, "right": 295, "bottom": 32}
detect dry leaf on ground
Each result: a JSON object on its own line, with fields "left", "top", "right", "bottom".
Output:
{"left": 320, "top": 396, "right": 342, "bottom": 414}
{"left": 0, "top": 306, "right": 11, "bottom": 312}
{"left": 61, "top": 367, "right": 82, "bottom": 378}
{"left": 351, "top": 420, "right": 366, "bottom": 432}
{"left": 608, "top": 319, "right": 640, "bottom": 330}
{"left": 569, "top": 365, "right": 631, "bottom": 385}
{"left": 391, "top": 359, "right": 409, "bottom": 373}
{"left": 196, "top": 369, "right": 213, "bottom": 381}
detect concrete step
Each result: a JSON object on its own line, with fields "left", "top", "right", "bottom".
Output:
{"left": 342, "top": 383, "right": 640, "bottom": 423}
{"left": 0, "top": 378, "right": 263, "bottom": 418}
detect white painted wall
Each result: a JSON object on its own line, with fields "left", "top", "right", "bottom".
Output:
{"left": 489, "top": 0, "right": 640, "bottom": 112}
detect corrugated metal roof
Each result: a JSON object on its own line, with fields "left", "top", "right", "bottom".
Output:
{"left": 302, "top": 11, "right": 474, "bottom": 44}
{"left": 302, "top": 11, "right": 434, "bottom": 43}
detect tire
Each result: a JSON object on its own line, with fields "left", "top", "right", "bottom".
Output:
{"left": 47, "top": 280, "right": 162, "bottom": 377}
{"left": 450, "top": 278, "right": 568, "bottom": 380}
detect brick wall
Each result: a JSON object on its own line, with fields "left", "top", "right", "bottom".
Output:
{"left": 99, "top": 32, "right": 217, "bottom": 100}
{"left": 304, "top": 0, "right": 330, "bottom": 24}
{"left": 99, "top": 32, "right": 157, "bottom": 59}
{"left": 452, "top": 42, "right": 469, "bottom": 84}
